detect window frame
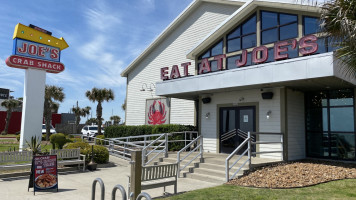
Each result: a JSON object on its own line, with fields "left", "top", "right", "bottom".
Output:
{"left": 260, "top": 10, "right": 298, "bottom": 45}
{"left": 227, "top": 14, "right": 257, "bottom": 53}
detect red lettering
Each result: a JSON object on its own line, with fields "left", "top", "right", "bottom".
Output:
{"left": 160, "top": 67, "right": 169, "bottom": 80}
{"left": 170, "top": 65, "right": 181, "bottom": 79}
{"left": 299, "top": 35, "right": 318, "bottom": 55}
{"left": 17, "top": 42, "right": 27, "bottom": 53}
{"left": 252, "top": 46, "right": 268, "bottom": 64}
{"left": 199, "top": 58, "right": 211, "bottom": 74}
{"left": 181, "top": 62, "right": 191, "bottom": 76}
{"left": 274, "top": 39, "right": 297, "bottom": 61}
{"left": 50, "top": 49, "right": 59, "bottom": 59}
{"left": 37, "top": 46, "right": 45, "bottom": 57}
{"left": 214, "top": 54, "right": 226, "bottom": 70}
{"left": 28, "top": 44, "right": 37, "bottom": 55}
{"left": 236, "top": 50, "right": 247, "bottom": 67}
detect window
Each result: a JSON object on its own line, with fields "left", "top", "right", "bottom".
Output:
{"left": 226, "top": 52, "right": 253, "bottom": 69}
{"left": 227, "top": 15, "right": 256, "bottom": 53}
{"left": 303, "top": 16, "right": 320, "bottom": 35}
{"left": 198, "top": 40, "right": 223, "bottom": 59}
{"left": 306, "top": 89, "right": 355, "bottom": 160}
{"left": 261, "top": 11, "right": 298, "bottom": 45}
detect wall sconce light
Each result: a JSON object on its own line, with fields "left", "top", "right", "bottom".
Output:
{"left": 205, "top": 112, "right": 210, "bottom": 119}
{"left": 147, "top": 83, "right": 155, "bottom": 92}
{"left": 140, "top": 83, "right": 155, "bottom": 92}
{"left": 266, "top": 110, "right": 272, "bottom": 119}
{"left": 140, "top": 83, "right": 147, "bottom": 91}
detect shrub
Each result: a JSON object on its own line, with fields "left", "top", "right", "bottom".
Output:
{"left": 96, "top": 135, "right": 106, "bottom": 145}
{"left": 82, "top": 145, "right": 109, "bottom": 164}
{"left": 16, "top": 135, "right": 20, "bottom": 142}
{"left": 65, "top": 141, "right": 90, "bottom": 152}
{"left": 104, "top": 124, "right": 196, "bottom": 138}
{"left": 50, "top": 133, "right": 70, "bottom": 149}
{"left": 42, "top": 134, "right": 46, "bottom": 141}
{"left": 15, "top": 131, "right": 20, "bottom": 135}
{"left": 68, "top": 135, "right": 74, "bottom": 139}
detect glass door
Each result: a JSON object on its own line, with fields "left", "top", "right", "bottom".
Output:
{"left": 219, "top": 106, "right": 256, "bottom": 154}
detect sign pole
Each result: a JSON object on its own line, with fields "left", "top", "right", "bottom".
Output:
{"left": 19, "top": 68, "right": 46, "bottom": 151}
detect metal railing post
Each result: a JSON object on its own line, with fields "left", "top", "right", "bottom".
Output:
{"left": 165, "top": 133, "right": 168, "bottom": 157}
{"left": 142, "top": 148, "right": 146, "bottom": 166}
{"left": 91, "top": 178, "right": 105, "bottom": 200}
{"left": 177, "top": 152, "right": 181, "bottom": 178}
{"left": 200, "top": 136, "right": 204, "bottom": 162}
{"left": 225, "top": 158, "right": 229, "bottom": 182}
{"left": 94, "top": 138, "right": 97, "bottom": 145}
{"left": 184, "top": 132, "right": 187, "bottom": 147}
{"left": 281, "top": 134, "right": 284, "bottom": 161}
{"left": 248, "top": 131, "right": 251, "bottom": 169}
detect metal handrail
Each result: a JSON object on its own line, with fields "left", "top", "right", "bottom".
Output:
{"left": 177, "top": 136, "right": 203, "bottom": 177}
{"left": 225, "top": 130, "right": 284, "bottom": 182}
{"left": 91, "top": 178, "right": 105, "bottom": 200}
{"left": 142, "top": 133, "right": 167, "bottom": 166}
{"left": 225, "top": 132, "right": 251, "bottom": 182}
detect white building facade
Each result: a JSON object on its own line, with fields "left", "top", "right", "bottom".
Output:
{"left": 122, "top": 0, "right": 356, "bottom": 161}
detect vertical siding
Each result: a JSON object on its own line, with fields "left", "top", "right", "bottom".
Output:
{"left": 126, "top": 2, "right": 239, "bottom": 125}
{"left": 287, "top": 89, "right": 305, "bottom": 160}
{"left": 201, "top": 88, "right": 281, "bottom": 156}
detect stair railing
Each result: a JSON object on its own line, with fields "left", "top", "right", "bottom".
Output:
{"left": 225, "top": 131, "right": 284, "bottom": 182}
{"left": 225, "top": 131, "right": 251, "bottom": 182}
{"left": 177, "top": 135, "right": 203, "bottom": 177}
{"left": 141, "top": 133, "right": 167, "bottom": 166}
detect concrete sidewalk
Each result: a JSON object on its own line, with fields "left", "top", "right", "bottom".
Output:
{"left": 0, "top": 155, "right": 220, "bottom": 200}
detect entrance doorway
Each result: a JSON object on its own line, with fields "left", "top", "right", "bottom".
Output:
{"left": 219, "top": 106, "right": 256, "bottom": 154}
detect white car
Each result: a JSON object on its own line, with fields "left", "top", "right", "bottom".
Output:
{"left": 81, "top": 125, "right": 104, "bottom": 137}
{"left": 42, "top": 124, "right": 56, "bottom": 134}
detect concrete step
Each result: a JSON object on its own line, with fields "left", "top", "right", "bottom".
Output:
{"left": 183, "top": 172, "right": 225, "bottom": 184}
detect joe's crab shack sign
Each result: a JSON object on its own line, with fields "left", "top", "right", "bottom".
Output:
{"left": 161, "top": 35, "right": 318, "bottom": 80}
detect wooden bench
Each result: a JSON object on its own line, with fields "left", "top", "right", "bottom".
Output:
{"left": 50, "top": 148, "right": 86, "bottom": 171}
{"left": 129, "top": 163, "right": 178, "bottom": 194}
{"left": 0, "top": 151, "right": 33, "bottom": 171}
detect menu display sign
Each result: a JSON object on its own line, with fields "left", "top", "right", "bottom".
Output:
{"left": 29, "top": 155, "right": 58, "bottom": 194}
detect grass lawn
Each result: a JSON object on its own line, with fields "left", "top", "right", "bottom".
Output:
{"left": 0, "top": 134, "right": 17, "bottom": 138}
{"left": 0, "top": 140, "right": 52, "bottom": 152}
{"left": 160, "top": 179, "right": 356, "bottom": 200}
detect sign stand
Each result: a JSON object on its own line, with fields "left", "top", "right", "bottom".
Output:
{"left": 28, "top": 155, "right": 58, "bottom": 195}
{"left": 19, "top": 69, "right": 46, "bottom": 151}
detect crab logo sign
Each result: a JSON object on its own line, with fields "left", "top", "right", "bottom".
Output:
{"left": 145, "top": 98, "right": 170, "bottom": 125}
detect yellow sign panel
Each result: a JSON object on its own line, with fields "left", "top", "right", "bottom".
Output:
{"left": 13, "top": 23, "right": 69, "bottom": 50}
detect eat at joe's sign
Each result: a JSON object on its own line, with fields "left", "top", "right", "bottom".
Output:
{"left": 161, "top": 35, "right": 318, "bottom": 80}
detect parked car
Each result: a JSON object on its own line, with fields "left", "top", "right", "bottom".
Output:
{"left": 81, "top": 125, "right": 104, "bottom": 137}
{"left": 42, "top": 124, "right": 57, "bottom": 134}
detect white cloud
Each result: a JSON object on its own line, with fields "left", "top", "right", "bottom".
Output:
{"left": 84, "top": 1, "right": 121, "bottom": 32}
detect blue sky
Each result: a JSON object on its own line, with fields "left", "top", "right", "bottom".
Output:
{"left": 0, "top": 0, "right": 192, "bottom": 123}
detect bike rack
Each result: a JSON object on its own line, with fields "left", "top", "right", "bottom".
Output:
{"left": 92, "top": 178, "right": 105, "bottom": 200}
{"left": 112, "top": 184, "right": 127, "bottom": 200}
{"left": 92, "top": 178, "right": 152, "bottom": 200}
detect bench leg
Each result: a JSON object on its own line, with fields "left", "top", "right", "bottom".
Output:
{"left": 174, "top": 183, "right": 177, "bottom": 194}
{"left": 164, "top": 186, "right": 166, "bottom": 195}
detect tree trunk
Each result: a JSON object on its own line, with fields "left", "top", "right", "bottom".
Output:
{"left": 3, "top": 109, "right": 12, "bottom": 135}
{"left": 97, "top": 102, "right": 102, "bottom": 135}
{"left": 75, "top": 115, "right": 80, "bottom": 134}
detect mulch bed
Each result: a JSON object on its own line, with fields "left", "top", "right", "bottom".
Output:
{"left": 227, "top": 160, "right": 356, "bottom": 188}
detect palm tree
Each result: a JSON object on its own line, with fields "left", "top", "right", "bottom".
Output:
{"left": 1, "top": 99, "right": 22, "bottom": 135}
{"left": 44, "top": 85, "right": 65, "bottom": 141}
{"left": 72, "top": 101, "right": 91, "bottom": 134}
{"left": 320, "top": 0, "right": 356, "bottom": 76}
{"left": 110, "top": 115, "right": 121, "bottom": 125}
{"left": 85, "top": 117, "right": 103, "bottom": 125}
{"left": 85, "top": 88, "right": 114, "bottom": 135}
